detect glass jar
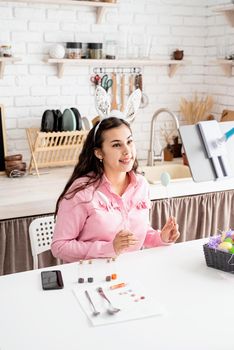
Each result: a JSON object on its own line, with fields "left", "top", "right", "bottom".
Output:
{"left": 1, "top": 45, "right": 12, "bottom": 57}
{"left": 88, "top": 43, "right": 103, "bottom": 59}
{"left": 81, "top": 43, "right": 89, "bottom": 59}
{"left": 66, "top": 42, "right": 82, "bottom": 59}
{"left": 105, "top": 40, "right": 117, "bottom": 59}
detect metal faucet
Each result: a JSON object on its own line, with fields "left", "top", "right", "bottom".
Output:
{"left": 147, "top": 108, "right": 179, "bottom": 166}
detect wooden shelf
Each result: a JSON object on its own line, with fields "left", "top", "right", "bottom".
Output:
{"left": 45, "top": 58, "right": 191, "bottom": 78}
{"left": 0, "top": 0, "right": 117, "bottom": 24}
{"left": 213, "top": 4, "right": 234, "bottom": 27}
{"left": 0, "top": 57, "right": 21, "bottom": 79}
{"left": 211, "top": 59, "right": 233, "bottom": 77}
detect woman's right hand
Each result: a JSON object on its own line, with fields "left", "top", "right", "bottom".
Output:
{"left": 113, "top": 230, "right": 138, "bottom": 255}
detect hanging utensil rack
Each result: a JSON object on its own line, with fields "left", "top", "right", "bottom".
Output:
{"left": 93, "top": 67, "right": 142, "bottom": 74}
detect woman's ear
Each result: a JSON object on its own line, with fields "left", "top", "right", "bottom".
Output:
{"left": 94, "top": 149, "right": 103, "bottom": 161}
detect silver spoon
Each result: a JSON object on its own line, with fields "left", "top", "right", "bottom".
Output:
{"left": 97, "top": 287, "right": 121, "bottom": 315}
{"left": 85, "top": 290, "right": 100, "bottom": 317}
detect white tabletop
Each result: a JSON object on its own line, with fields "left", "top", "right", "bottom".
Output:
{"left": 0, "top": 239, "right": 233, "bottom": 350}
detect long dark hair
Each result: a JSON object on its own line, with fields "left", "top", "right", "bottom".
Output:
{"left": 55, "top": 117, "right": 139, "bottom": 215}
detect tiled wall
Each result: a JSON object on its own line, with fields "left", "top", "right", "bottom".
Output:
{"left": 0, "top": 0, "right": 233, "bottom": 162}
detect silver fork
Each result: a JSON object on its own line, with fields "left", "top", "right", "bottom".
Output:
{"left": 97, "top": 287, "right": 121, "bottom": 315}
{"left": 85, "top": 290, "right": 100, "bottom": 317}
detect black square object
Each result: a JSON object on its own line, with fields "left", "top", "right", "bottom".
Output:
{"left": 41, "top": 270, "right": 64, "bottom": 290}
{"left": 203, "top": 244, "right": 234, "bottom": 273}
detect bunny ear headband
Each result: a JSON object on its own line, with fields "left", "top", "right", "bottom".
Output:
{"left": 94, "top": 86, "right": 142, "bottom": 127}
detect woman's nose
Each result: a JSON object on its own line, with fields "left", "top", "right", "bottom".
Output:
{"left": 123, "top": 146, "right": 130, "bottom": 155}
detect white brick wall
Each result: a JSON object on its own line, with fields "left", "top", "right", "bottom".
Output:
{"left": 0, "top": 0, "right": 233, "bottom": 162}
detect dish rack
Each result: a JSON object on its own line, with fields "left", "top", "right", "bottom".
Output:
{"left": 26, "top": 128, "right": 88, "bottom": 176}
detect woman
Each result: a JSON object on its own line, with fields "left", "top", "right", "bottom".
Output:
{"left": 51, "top": 117, "right": 180, "bottom": 262}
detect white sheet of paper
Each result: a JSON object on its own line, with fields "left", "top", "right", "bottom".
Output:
{"left": 72, "top": 280, "right": 164, "bottom": 326}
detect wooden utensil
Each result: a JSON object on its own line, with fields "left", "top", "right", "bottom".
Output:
{"left": 129, "top": 73, "right": 134, "bottom": 96}
{"left": 111, "top": 73, "right": 118, "bottom": 110}
{"left": 120, "top": 73, "right": 125, "bottom": 112}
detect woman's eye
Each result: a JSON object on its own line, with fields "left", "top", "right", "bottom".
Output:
{"left": 128, "top": 139, "right": 133, "bottom": 144}
{"left": 113, "top": 143, "right": 121, "bottom": 147}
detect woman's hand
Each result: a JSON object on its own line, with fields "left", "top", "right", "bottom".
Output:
{"left": 113, "top": 230, "right": 138, "bottom": 255}
{"left": 160, "top": 217, "right": 180, "bottom": 243}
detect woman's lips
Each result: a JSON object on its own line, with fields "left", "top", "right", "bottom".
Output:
{"left": 119, "top": 158, "right": 132, "bottom": 164}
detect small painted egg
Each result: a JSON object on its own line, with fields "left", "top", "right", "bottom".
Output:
{"left": 221, "top": 232, "right": 227, "bottom": 242}
{"left": 218, "top": 242, "right": 232, "bottom": 251}
{"left": 160, "top": 172, "right": 171, "bottom": 187}
{"left": 224, "top": 237, "right": 233, "bottom": 244}
{"left": 229, "top": 246, "right": 234, "bottom": 254}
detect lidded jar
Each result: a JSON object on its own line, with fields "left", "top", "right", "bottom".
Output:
{"left": 88, "top": 43, "right": 103, "bottom": 59}
{"left": 66, "top": 42, "right": 82, "bottom": 59}
{"left": 1, "top": 45, "right": 12, "bottom": 57}
{"left": 105, "top": 40, "right": 117, "bottom": 59}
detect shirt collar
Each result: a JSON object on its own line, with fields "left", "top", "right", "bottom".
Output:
{"left": 101, "top": 171, "right": 138, "bottom": 191}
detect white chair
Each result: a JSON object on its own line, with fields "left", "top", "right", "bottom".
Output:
{"left": 29, "top": 215, "right": 55, "bottom": 269}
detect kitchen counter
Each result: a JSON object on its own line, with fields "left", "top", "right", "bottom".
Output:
{"left": 0, "top": 164, "right": 234, "bottom": 220}
{"left": 0, "top": 167, "right": 73, "bottom": 220}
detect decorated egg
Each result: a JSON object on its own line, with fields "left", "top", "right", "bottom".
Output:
{"left": 218, "top": 241, "right": 232, "bottom": 251}
{"left": 160, "top": 172, "right": 171, "bottom": 187}
{"left": 229, "top": 246, "right": 234, "bottom": 254}
{"left": 221, "top": 232, "right": 227, "bottom": 242}
{"left": 49, "top": 44, "right": 65, "bottom": 59}
{"left": 224, "top": 237, "right": 233, "bottom": 244}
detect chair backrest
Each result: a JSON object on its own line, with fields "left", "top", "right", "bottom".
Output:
{"left": 29, "top": 215, "right": 55, "bottom": 269}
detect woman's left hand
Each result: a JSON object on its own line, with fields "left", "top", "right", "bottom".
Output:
{"left": 160, "top": 217, "right": 180, "bottom": 243}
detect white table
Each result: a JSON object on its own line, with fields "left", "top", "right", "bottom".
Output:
{"left": 0, "top": 239, "right": 233, "bottom": 350}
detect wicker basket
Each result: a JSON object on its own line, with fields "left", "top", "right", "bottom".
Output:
{"left": 203, "top": 243, "right": 234, "bottom": 273}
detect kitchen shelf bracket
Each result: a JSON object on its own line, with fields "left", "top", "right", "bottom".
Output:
{"left": 58, "top": 63, "right": 65, "bottom": 79}
{"left": 0, "top": 0, "right": 116, "bottom": 24}
{"left": 210, "top": 59, "right": 233, "bottom": 77}
{"left": 213, "top": 4, "right": 234, "bottom": 27}
{"left": 0, "top": 57, "right": 21, "bottom": 79}
{"left": 219, "top": 62, "right": 232, "bottom": 77}
{"left": 96, "top": 6, "right": 105, "bottom": 24}
{"left": 0, "top": 62, "right": 6, "bottom": 80}
{"left": 168, "top": 63, "right": 180, "bottom": 78}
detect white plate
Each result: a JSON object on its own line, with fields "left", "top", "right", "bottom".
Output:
{"left": 62, "top": 108, "right": 76, "bottom": 131}
{"left": 81, "top": 116, "right": 92, "bottom": 130}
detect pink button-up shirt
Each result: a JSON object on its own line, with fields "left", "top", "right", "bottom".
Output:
{"left": 51, "top": 171, "right": 166, "bottom": 262}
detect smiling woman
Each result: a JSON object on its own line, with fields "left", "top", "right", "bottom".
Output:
{"left": 51, "top": 116, "right": 180, "bottom": 263}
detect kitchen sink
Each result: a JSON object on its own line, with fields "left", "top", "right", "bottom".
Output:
{"left": 140, "top": 164, "right": 191, "bottom": 184}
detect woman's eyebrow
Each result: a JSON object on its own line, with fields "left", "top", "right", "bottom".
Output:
{"left": 110, "top": 135, "right": 132, "bottom": 143}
